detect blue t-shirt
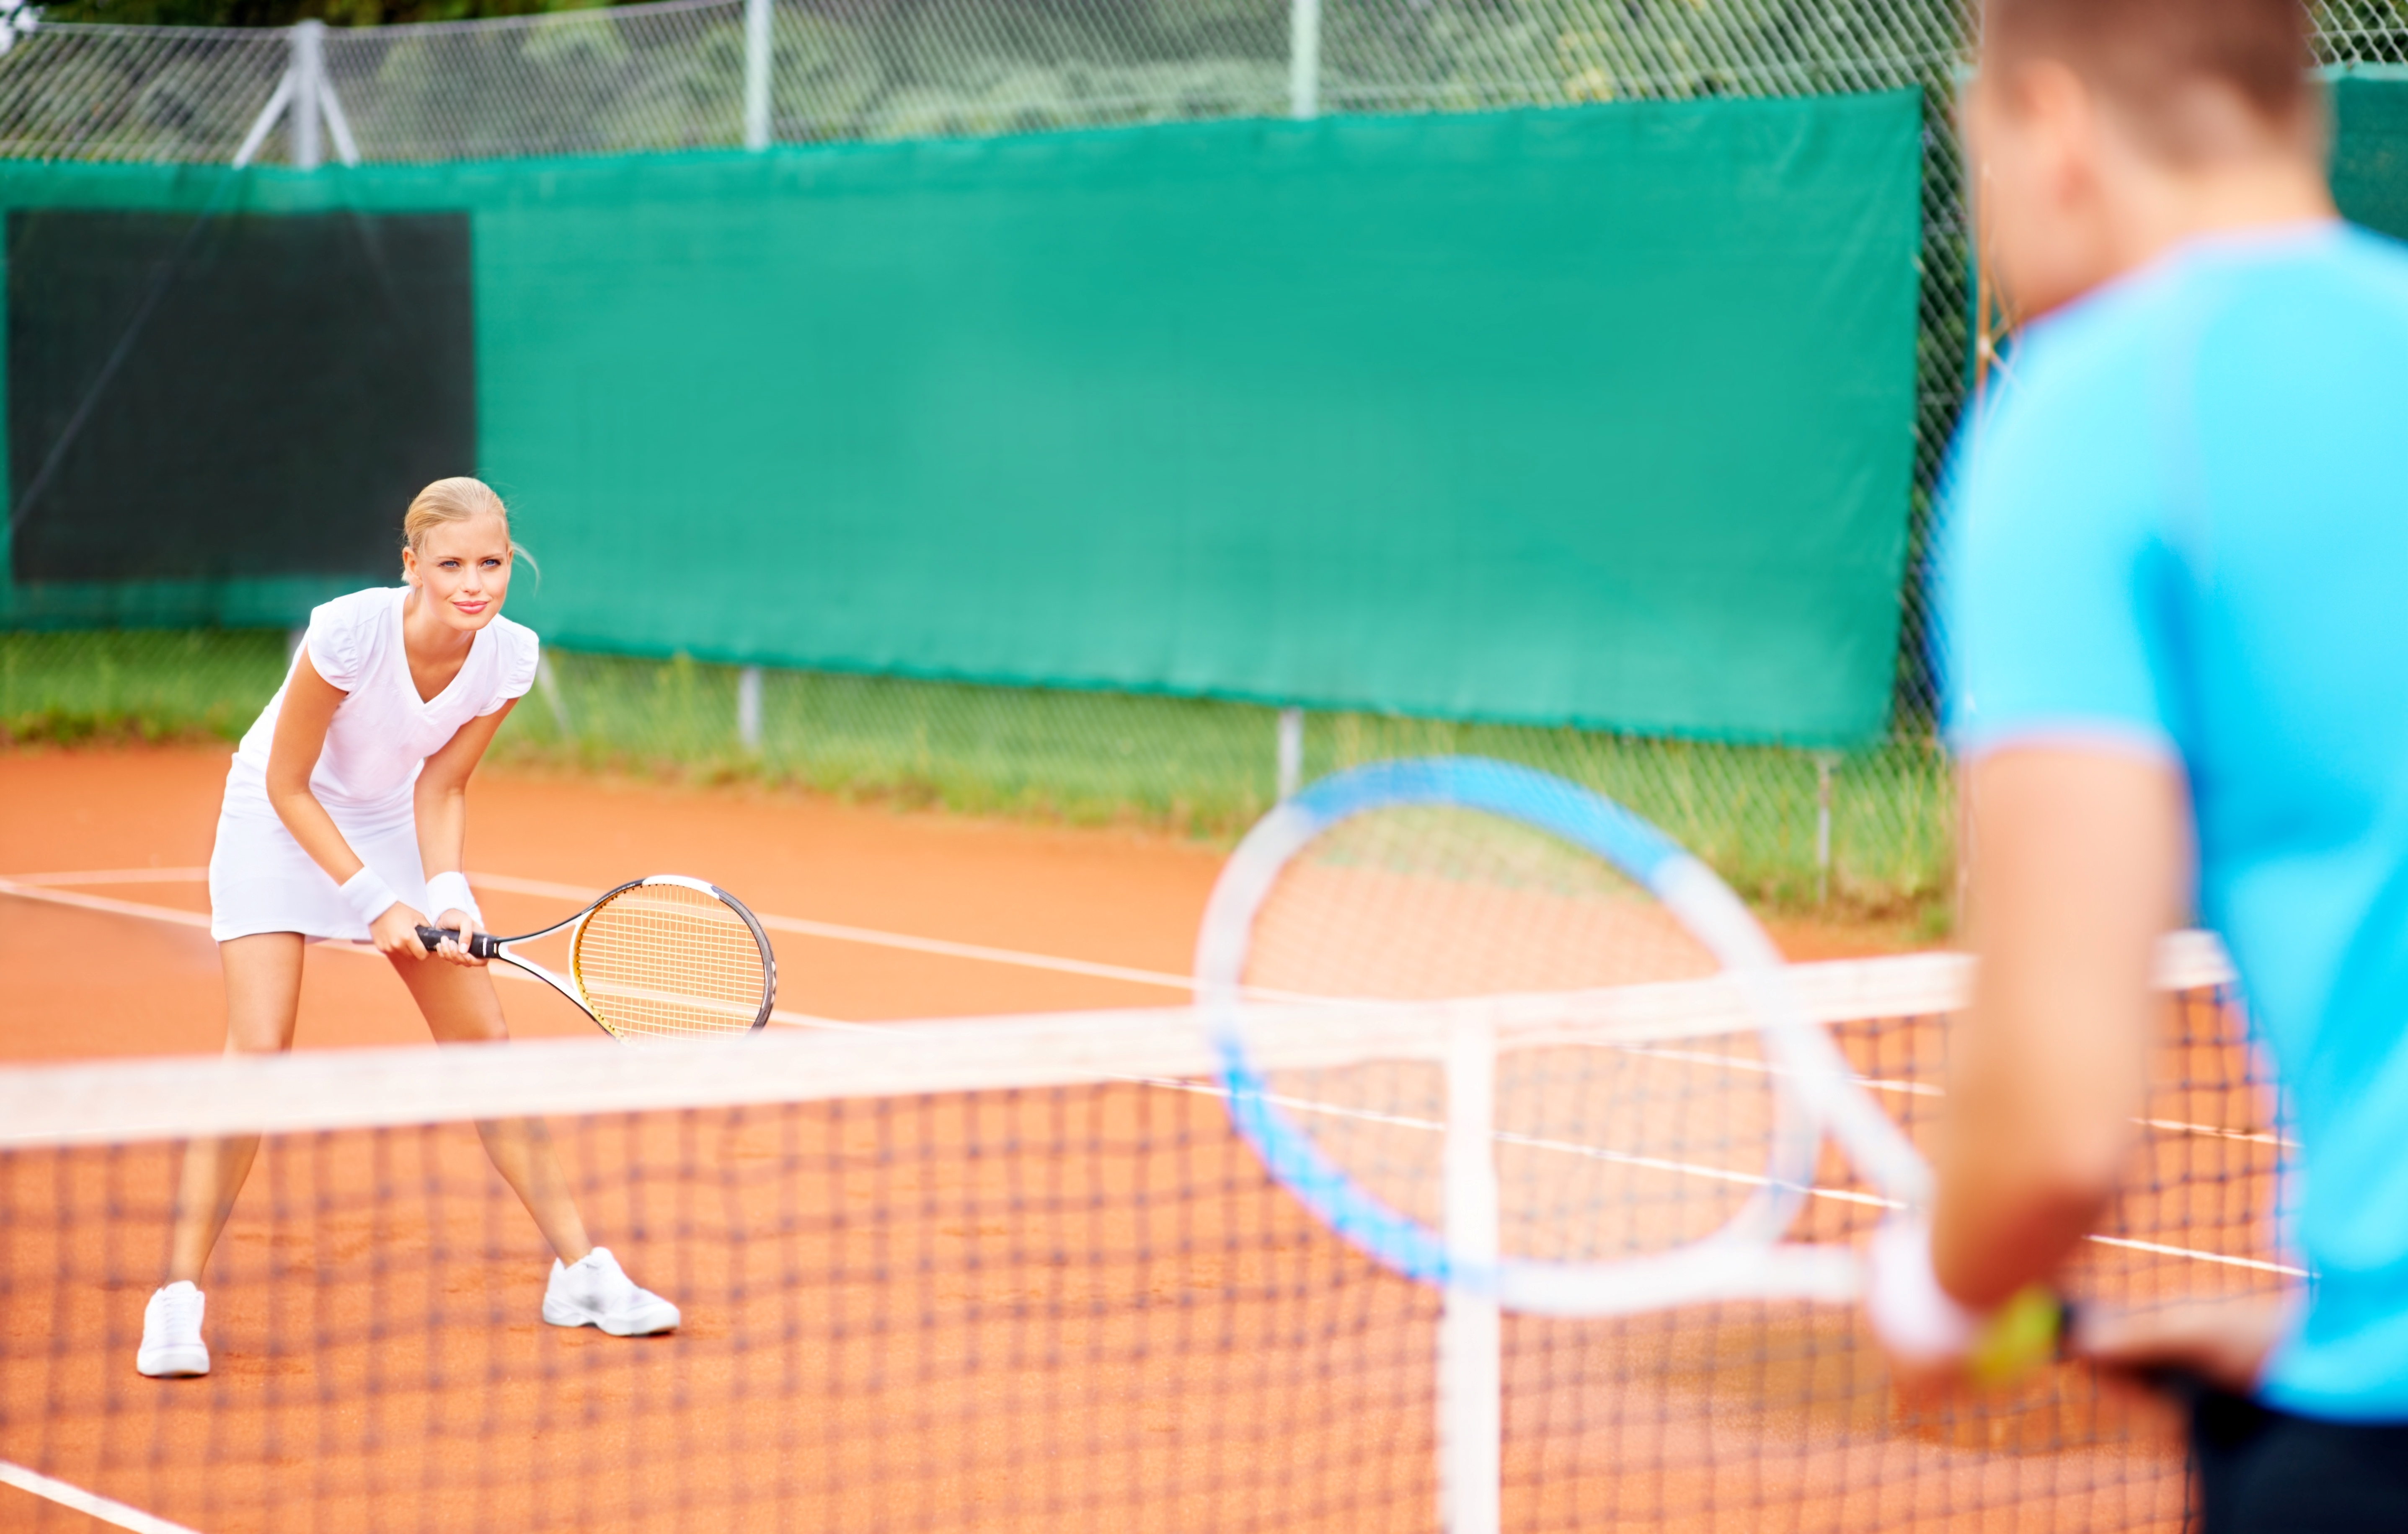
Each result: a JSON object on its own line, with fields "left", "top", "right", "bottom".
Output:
{"left": 1943, "top": 222, "right": 2408, "bottom": 1422}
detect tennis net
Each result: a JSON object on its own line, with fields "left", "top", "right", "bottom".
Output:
{"left": 0, "top": 943, "right": 2286, "bottom": 1533}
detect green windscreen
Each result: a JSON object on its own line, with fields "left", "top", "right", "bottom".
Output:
{"left": 2, "top": 92, "right": 1925, "bottom": 745}
{"left": 2335, "top": 72, "right": 2408, "bottom": 239}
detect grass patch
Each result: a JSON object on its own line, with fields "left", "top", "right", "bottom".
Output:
{"left": 1, "top": 629, "right": 1954, "bottom": 924}
{"left": 1, "top": 628, "right": 290, "bottom": 745}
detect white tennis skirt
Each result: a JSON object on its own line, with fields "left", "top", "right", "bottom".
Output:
{"left": 207, "top": 770, "right": 431, "bottom": 944}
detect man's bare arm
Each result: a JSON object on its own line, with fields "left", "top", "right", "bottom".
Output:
{"left": 1934, "top": 746, "right": 2188, "bottom": 1309}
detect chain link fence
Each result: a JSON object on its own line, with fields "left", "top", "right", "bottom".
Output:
{"left": 4, "top": 2, "right": 2404, "bottom": 924}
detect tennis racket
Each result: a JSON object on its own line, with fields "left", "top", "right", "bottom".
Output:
{"left": 418, "top": 874, "right": 776, "bottom": 1042}
{"left": 1196, "top": 756, "right": 1958, "bottom": 1322}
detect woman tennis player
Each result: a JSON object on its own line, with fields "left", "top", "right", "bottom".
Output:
{"left": 137, "top": 478, "right": 679, "bottom": 1379}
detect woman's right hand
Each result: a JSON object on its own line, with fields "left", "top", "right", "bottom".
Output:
{"left": 370, "top": 902, "right": 434, "bottom": 960}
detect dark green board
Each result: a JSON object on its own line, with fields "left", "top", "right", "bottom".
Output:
{"left": 2, "top": 93, "right": 1926, "bottom": 745}
{"left": 2335, "top": 72, "right": 2408, "bottom": 241}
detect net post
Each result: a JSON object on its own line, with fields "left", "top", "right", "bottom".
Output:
{"left": 738, "top": 665, "right": 764, "bottom": 750}
{"left": 743, "top": 0, "right": 773, "bottom": 151}
{"left": 1438, "top": 1010, "right": 1501, "bottom": 1534}
{"left": 1276, "top": 706, "right": 1304, "bottom": 799}
{"left": 291, "top": 20, "right": 324, "bottom": 171}
{"left": 1288, "top": 0, "right": 1320, "bottom": 121}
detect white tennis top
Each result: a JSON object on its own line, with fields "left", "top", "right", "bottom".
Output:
{"left": 228, "top": 586, "right": 540, "bottom": 826}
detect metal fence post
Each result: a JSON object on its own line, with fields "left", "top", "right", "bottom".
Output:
{"left": 1289, "top": 0, "right": 1319, "bottom": 120}
{"left": 291, "top": 20, "right": 323, "bottom": 171}
{"left": 738, "top": 665, "right": 764, "bottom": 749}
{"left": 1276, "top": 706, "right": 1304, "bottom": 799}
{"left": 743, "top": 0, "right": 773, "bottom": 150}
{"left": 1815, "top": 753, "right": 1837, "bottom": 905}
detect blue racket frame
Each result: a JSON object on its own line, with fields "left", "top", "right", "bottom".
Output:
{"left": 1194, "top": 756, "right": 1926, "bottom": 1316}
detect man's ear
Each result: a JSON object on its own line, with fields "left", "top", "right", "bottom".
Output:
{"left": 2011, "top": 59, "right": 2106, "bottom": 211}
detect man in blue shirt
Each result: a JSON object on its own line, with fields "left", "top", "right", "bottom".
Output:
{"left": 1874, "top": 0, "right": 2408, "bottom": 1524}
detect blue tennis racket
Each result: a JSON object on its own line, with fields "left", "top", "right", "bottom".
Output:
{"left": 1195, "top": 756, "right": 1930, "bottom": 1317}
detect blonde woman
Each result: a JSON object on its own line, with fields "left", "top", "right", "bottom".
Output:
{"left": 138, "top": 478, "right": 677, "bottom": 1379}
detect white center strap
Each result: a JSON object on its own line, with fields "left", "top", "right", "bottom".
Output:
{"left": 338, "top": 866, "right": 400, "bottom": 929}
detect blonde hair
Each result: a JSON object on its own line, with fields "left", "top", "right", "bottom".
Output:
{"left": 401, "top": 477, "right": 537, "bottom": 577}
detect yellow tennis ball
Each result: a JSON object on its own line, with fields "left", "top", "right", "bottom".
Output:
{"left": 1967, "top": 1285, "right": 2065, "bottom": 1389}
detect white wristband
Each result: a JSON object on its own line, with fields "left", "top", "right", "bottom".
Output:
{"left": 1866, "top": 1217, "right": 1982, "bottom": 1363}
{"left": 421, "top": 871, "right": 481, "bottom": 931}
{"left": 339, "top": 866, "right": 400, "bottom": 930}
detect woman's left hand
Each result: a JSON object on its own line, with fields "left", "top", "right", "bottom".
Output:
{"left": 429, "top": 908, "right": 487, "bottom": 967}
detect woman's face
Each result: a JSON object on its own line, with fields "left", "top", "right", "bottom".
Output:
{"left": 403, "top": 514, "right": 513, "bottom": 633}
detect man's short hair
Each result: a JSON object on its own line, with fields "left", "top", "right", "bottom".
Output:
{"left": 1983, "top": 0, "right": 2316, "bottom": 158}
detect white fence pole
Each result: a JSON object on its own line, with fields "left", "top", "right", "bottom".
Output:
{"left": 1815, "top": 753, "right": 1837, "bottom": 905}
{"left": 537, "top": 656, "right": 572, "bottom": 735}
{"left": 1289, "top": 0, "right": 1320, "bottom": 121}
{"left": 1276, "top": 706, "right": 1304, "bottom": 799}
{"left": 737, "top": 665, "right": 764, "bottom": 749}
{"left": 231, "top": 68, "right": 295, "bottom": 168}
{"left": 1438, "top": 1012, "right": 1502, "bottom": 1534}
{"left": 742, "top": 0, "right": 773, "bottom": 151}
{"left": 291, "top": 20, "right": 323, "bottom": 171}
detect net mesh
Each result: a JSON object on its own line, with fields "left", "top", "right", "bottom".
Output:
{"left": 569, "top": 879, "right": 772, "bottom": 1040}
{"left": 1236, "top": 805, "right": 1769, "bottom": 1268}
{"left": 0, "top": 952, "right": 2288, "bottom": 1532}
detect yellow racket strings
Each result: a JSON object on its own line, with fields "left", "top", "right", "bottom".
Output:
{"left": 572, "top": 882, "right": 769, "bottom": 1040}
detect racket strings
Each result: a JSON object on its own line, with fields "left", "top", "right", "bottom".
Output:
{"left": 572, "top": 883, "right": 769, "bottom": 1040}
{"left": 1238, "top": 805, "right": 1781, "bottom": 1267}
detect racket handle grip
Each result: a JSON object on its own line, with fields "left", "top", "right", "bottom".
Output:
{"left": 416, "top": 925, "right": 498, "bottom": 960}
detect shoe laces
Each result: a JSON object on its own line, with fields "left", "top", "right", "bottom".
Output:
{"left": 152, "top": 1283, "right": 204, "bottom": 1332}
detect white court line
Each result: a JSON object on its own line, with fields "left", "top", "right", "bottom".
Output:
{"left": 0, "top": 875, "right": 849, "bottom": 1030}
{"left": 0, "top": 1459, "right": 200, "bottom": 1534}
{"left": 3, "top": 868, "right": 1207, "bottom": 995}
{"left": 468, "top": 871, "right": 1219, "bottom": 993}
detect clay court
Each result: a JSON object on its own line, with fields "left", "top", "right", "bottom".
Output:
{"left": 0, "top": 745, "right": 2277, "bottom": 1534}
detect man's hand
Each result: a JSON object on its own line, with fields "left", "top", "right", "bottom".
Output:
{"left": 1870, "top": 1216, "right": 2064, "bottom": 1404}
{"left": 2074, "top": 1293, "right": 2290, "bottom": 1396}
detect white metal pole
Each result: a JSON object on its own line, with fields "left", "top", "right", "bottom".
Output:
{"left": 743, "top": 0, "right": 773, "bottom": 151}
{"left": 738, "top": 665, "right": 764, "bottom": 749}
{"left": 1438, "top": 1012, "right": 1501, "bottom": 1534}
{"left": 291, "top": 20, "right": 324, "bottom": 171}
{"left": 1276, "top": 706, "right": 1305, "bottom": 800}
{"left": 1815, "top": 753, "right": 1836, "bottom": 905}
{"left": 537, "top": 656, "right": 572, "bottom": 735}
{"left": 1289, "top": 0, "right": 1320, "bottom": 121}
{"left": 232, "top": 68, "right": 295, "bottom": 169}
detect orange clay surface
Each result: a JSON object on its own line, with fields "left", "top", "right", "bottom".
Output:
{"left": 0, "top": 744, "right": 1925, "bottom": 1066}
{"left": 21, "top": 745, "right": 2212, "bottom": 1534}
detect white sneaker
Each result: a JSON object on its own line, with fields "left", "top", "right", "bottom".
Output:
{"left": 542, "top": 1247, "right": 680, "bottom": 1337}
{"left": 137, "top": 1281, "right": 210, "bottom": 1378}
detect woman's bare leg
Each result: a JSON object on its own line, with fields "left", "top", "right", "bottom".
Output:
{"left": 166, "top": 934, "right": 305, "bottom": 1283}
{"left": 387, "top": 955, "right": 593, "bottom": 1262}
